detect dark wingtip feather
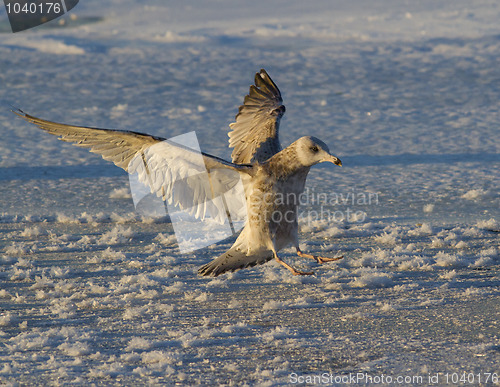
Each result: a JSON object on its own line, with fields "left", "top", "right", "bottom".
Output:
{"left": 255, "top": 69, "right": 281, "bottom": 97}
{"left": 11, "top": 107, "right": 26, "bottom": 118}
{"left": 12, "top": 108, "right": 41, "bottom": 126}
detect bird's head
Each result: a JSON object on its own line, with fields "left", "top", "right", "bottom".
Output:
{"left": 295, "top": 136, "right": 342, "bottom": 167}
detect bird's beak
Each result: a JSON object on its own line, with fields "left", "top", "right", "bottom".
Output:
{"left": 323, "top": 154, "right": 342, "bottom": 167}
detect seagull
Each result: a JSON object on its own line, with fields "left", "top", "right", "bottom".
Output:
{"left": 14, "top": 69, "right": 343, "bottom": 276}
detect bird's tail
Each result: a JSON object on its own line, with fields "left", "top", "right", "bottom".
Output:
{"left": 198, "top": 245, "right": 273, "bottom": 277}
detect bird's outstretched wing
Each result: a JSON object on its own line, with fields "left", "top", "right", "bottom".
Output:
{"left": 15, "top": 109, "right": 252, "bottom": 223}
{"left": 16, "top": 109, "right": 164, "bottom": 171}
{"left": 228, "top": 69, "right": 285, "bottom": 164}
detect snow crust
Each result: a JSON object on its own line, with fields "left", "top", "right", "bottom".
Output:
{"left": 0, "top": 0, "right": 499, "bottom": 384}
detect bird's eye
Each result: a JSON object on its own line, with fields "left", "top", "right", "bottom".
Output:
{"left": 310, "top": 145, "right": 319, "bottom": 153}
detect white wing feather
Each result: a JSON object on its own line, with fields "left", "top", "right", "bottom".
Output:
{"left": 15, "top": 110, "right": 251, "bottom": 223}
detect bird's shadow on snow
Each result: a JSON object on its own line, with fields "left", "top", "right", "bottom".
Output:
{"left": 341, "top": 152, "right": 499, "bottom": 168}
{"left": 0, "top": 164, "right": 125, "bottom": 181}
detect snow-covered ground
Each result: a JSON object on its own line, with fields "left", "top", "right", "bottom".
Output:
{"left": 0, "top": 0, "right": 499, "bottom": 385}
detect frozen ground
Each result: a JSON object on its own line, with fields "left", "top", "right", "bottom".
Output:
{"left": 0, "top": 0, "right": 499, "bottom": 385}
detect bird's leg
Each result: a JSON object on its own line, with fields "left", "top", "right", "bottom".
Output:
{"left": 273, "top": 251, "right": 314, "bottom": 276}
{"left": 296, "top": 248, "right": 343, "bottom": 264}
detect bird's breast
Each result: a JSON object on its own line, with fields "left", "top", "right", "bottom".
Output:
{"left": 245, "top": 171, "right": 307, "bottom": 226}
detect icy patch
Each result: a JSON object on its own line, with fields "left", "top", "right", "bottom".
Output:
{"left": 101, "top": 247, "right": 126, "bottom": 262}
{"left": 430, "top": 237, "right": 446, "bottom": 249}
{"left": 5, "top": 242, "right": 30, "bottom": 256}
{"left": 153, "top": 31, "right": 206, "bottom": 43}
{"left": 126, "top": 337, "right": 152, "bottom": 351}
{"left": 19, "top": 226, "right": 42, "bottom": 238}
{"left": 408, "top": 223, "right": 433, "bottom": 236}
{"left": 99, "top": 226, "right": 134, "bottom": 245}
{"left": 461, "top": 189, "right": 487, "bottom": 200}
{"left": 350, "top": 269, "right": 394, "bottom": 288}
{"left": 110, "top": 104, "right": 128, "bottom": 119}
{"left": 0, "top": 313, "right": 16, "bottom": 327}
{"left": 453, "top": 240, "right": 469, "bottom": 249}
{"left": 434, "top": 252, "right": 467, "bottom": 268}
{"left": 109, "top": 187, "right": 132, "bottom": 199}
{"left": 475, "top": 218, "right": 498, "bottom": 230}
{"left": 262, "top": 300, "right": 287, "bottom": 310}
{"left": 423, "top": 204, "right": 435, "bottom": 213}
{"left": 439, "top": 270, "right": 457, "bottom": 280}
{"left": 6, "top": 37, "right": 85, "bottom": 55}
{"left": 56, "top": 213, "right": 79, "bottom": 224}
{"left": 350, "top": 249, "right": 391, "bottom": 268}
{"left": 260, "top": 326, "right": 292, "bottom": 343}
{"left": 341, "top": 312, "right": 370, "bottom": 321}
{"left": 472, "top": 247, "right": 499, "bottom": 267}
{"left": 58, "top": 342, "right": 91, "bottom": 357}
{"left": 154, "top": 233, "right": 177, "bottom": 246}
{"left": 378, "top": 302, "right": 396, "bottom": 312}
{"left": 373, "top": 231, "right": 399, "bottom": 245}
